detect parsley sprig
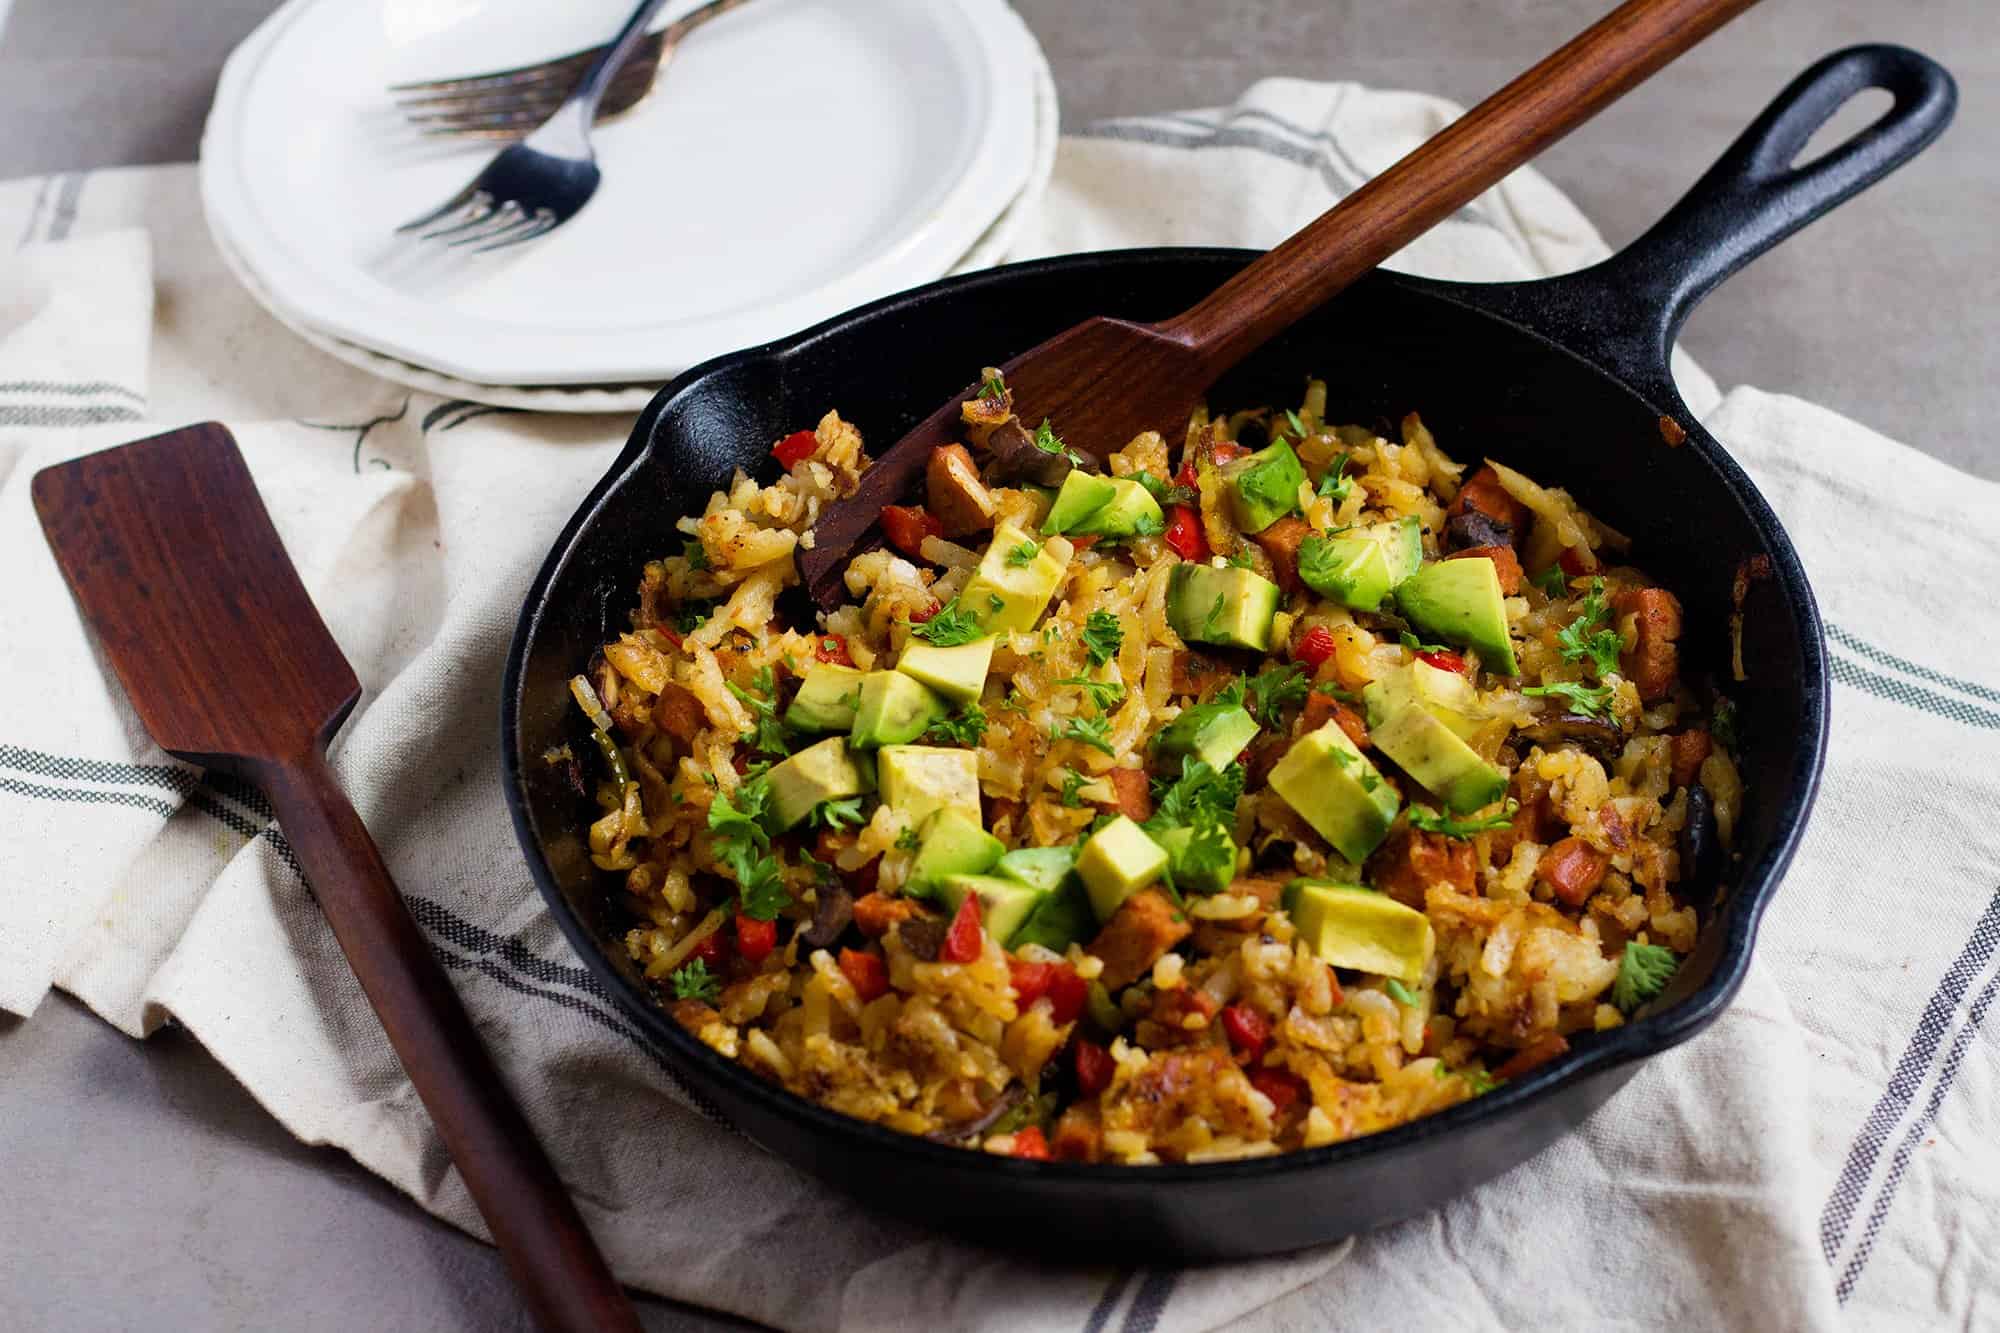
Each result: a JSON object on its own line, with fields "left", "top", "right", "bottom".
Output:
{"left": 922, "top": 702, "right": 989, "bottom": 748}
{"left": 708, "top": 774, "right": 790, "bottom": 921}
{"left": 1161, "top": 817, "right": 1235, "bottom": 896}
{"left": 1052, "top": 715, "right": 1117, "bottom": 756}
{"left": 909, "top": 598, "right": 986, "bottom": 647}
{"left": 726, "top": 666, "right": 791, "bottom": 757}
{"left": 1056, "top": 676, "right": 1126, "bottom": 712}
{"left": 1531, "top": 565, "right": 1569, "bottom": 597}
{"left": 1146, "top": 757, "right": 1245, "bottom": 833}
{"left": 807, "top": 796, "right": 866, "bottom": 831}
{"left": 669, "top": 959, "right": 721, "bottom": 1003}
{"left": 1082, "top": 610, "right": 1124, "bottom": 666}
{"left": 1058, "top": 768, "right": 1090, "bottom": 807}
{"left": 1244, "top": 664, "right": 1311, "bottom": 727}
{"left": 1005, "top": 540, "right": 1040, "bottom": 568}
{"left": 1316, "top": 451, "right": 1354, "bottom": 503}
{"left": 1032, "top": 419, "right": 1085, "bottom": 468}
{"left": 1407, "top": 799, "right": 1519, "bottom": 839}
{"left": 1523, "top": 680, "right": 1616, "bottom": 718}
{"left": 978, "top": 369, "right": 1007, "bottom": 402}
{"left": 1132, "top": 470, "right": 1198, "bottom": 507}
{"left": 1612, "top": 941, "right": 1678, "bottom": 1012}
{"left": 1555, "top": 577, "right": 1624, "bottom": 678}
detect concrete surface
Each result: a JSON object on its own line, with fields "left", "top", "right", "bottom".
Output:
{"left": 3, "top": 1, "right": 1995, "bottom": 1329}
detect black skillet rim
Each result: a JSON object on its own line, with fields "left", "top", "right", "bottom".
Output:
{"left": 500, "top": 245, "right": 1830, "bottom": 1187}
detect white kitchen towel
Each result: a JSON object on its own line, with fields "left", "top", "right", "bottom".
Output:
{"left": 2, "top": 77, "right": 1994, "bottom": 1332}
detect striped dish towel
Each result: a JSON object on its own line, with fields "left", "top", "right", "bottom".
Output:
{"left": 2, "top": 77, "right": 1995, "bottom": 1332}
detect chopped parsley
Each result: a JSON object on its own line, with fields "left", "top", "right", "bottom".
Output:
{"left": 1383, "top": 978, "right": 1418, "bottom": 1007}
{"left": 1201, "top": 593, "right": 1228, "bottom": 640}
{"left": 987, "top": 594, "right": 1005, "bottom": 614}
{"left": 1523, "top": 680, "right": 1616, "bottom": 718}
{"left": 1284, "top": 408, "right": 1309, "bottom": 440}
{"left": 1531, "top": 565, "right": 1569, "bottom": 597}
{"left": 1056, "top": 676, "right": 1126, "bottom": 712}
{"left": 1407, "top": 799, "right": 1519, "bottom": 839}
{"left": 922, "top": 702, "right": 989, "bottom": 747}
{"left": 1032, "top": 418, "right": 1084, "bottom": 467}
{"left": 978, "top": 369, "right": 1007, "bottom": 402}
{"left": 806, "top": 796, "right": 866, "bottom": 831}
{"left": 1005, "top": 540, "right": 1040, "bottom": 568}
{"left": 1082, "top": 610, "right": 1124, "bottom": 666}
{"left": 1555, "top": 577, "right": 1624, "bottom": 678}
{"left": 1313, "top": 681, "right": 1358, "bottom": 702}
{"left": 1132, "top": 470, "right": 1197, "bottom": 507}
{"left": 1053, "top": 715, "right": 1116, "bottom": 756}
{"left": 726, "top": 665, "right": 791, "bottom": 757}
{"left": 1465, "top": 1067, "right": 1503, "bottom": 1095}
{"left": 1612, "top": 941, "right": 1678, "bottom": 1012}
{"left": 1162, "top": 817, "right": 1235, "bottom": 895}
{"left": 1712, "top": 697, "right": 1739, "bottom": 752}
{"left": 1316, "top": 452, "right": 1353, "bottom": 503}
{"left": 708, "top": 774, "right": 788, "bottom": 921}
{"left": 1059, "top": 768, "right": 1090, "bottom": 807}
{"left": 1147, "top": 757, "right": 1245, "bottom": 833}
{"left": 1244, "top": 664, "right": 1311, "bottom": 727}
{"left": 799, "top": 850, "right": 836, "bottom": 885}
{"left": 669, "top": 959, "right": 721, "bottom": 1003}
{"left": 894, "top": 826, "right": 921, "bottom": 852}
{"left": 1131, "top": 511, "right": 1167, "bottom": 539}
{"left": 1398, "top": 630, "right": 1450, "bottom": 655}
{"left": 908, "top": 598, "right": 986, "bottom": 646}
{"left": 1296, "top": 534, "right": 1344, "bottom": 591}
{"left": 1225, "top": 547, "right": 1256, "bottom": 569}
{"left": 682, "top": 540, "right": 710, "bottom": 571}
{"left": 673, "top": 602, "right": 712, "bottom": 635}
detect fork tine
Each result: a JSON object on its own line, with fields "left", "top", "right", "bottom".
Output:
{"left": 398, "top": 76, "right": 657, "bottom": 136}
{"left": 416, "top": 193, "right": 504, "bottom": 241}
{"left": 391, "top": 63, "right": 653, "bottom": 115}
{"left": 385, "top": 31, "right": 661, "bottom": 95}
{"left": 394, "top": 184, "right": 481, "bottom": 234}
{"left": 441, "top": 199, "right": 526, "bottom": 247}
{"left": 464, "top": 208, "right": 559, "bottom": 253}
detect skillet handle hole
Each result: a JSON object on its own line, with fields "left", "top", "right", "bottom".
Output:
{"left": 1790, "top": 86, "right": 1895, "bottom": 171}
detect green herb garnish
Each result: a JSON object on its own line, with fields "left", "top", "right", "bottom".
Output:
{"left": 894, "top": 827, "right": 921, "bottom": 852}
{"left": 674, "top": 602, "right": 712, "bottom": 635}
{"left": 1399, "top": 630, "right": 1450, "bottom": 655}
{"left": 1612, "top": 941, "right": 1678, "bottom": 1012}
{"left": 1531, "top": 565, "right": 1569, "bottom": 597}
{"left": 909, "top": 598, "right": 986, "bottom": 647}
{"left": 978, "top": 369, "right": 1007, "bottom": 402}
{"left": 1284, "top": 408, "right": 1309, "bottom": 440}
{"left": 1147, "top": 757, "right": 1245, "bottom": 833}
{"left": 807, "top": 796, "right": 866, "bottom": 831}
{"left": 1056, "top": 677, "right": 1126, "bottom": 712}
{"left": 1556, "top": 577, "right": 1624, "bottom": 678}
{"left": 1059, "top": 768, "right": 1090, "bottom": 807}
{"left": 1384, "top": 978, "right": 1418, "bottom": 1007}
{"left": 1131, "top": 511, "right": 1166, "bottom": 539}
{"left": 1202, "top": 593, "right": 1227, "bottom": 640}
{"left": 669, "top": 959, "right": 721, "bottom": 1003}
{"left": 1712, "top": 697, "right": 1739, "bottom": 753}
{"left": 1082, "top": 610, "right": 1124, "bottom": 666}
{"left": 1225, "top": 547, "right": 1256, "bottom": 569}
{"left": 1133, "top": 470, "right": 1198, "bottom": 507}
{"left": 1053, "top": 715, "right": 1117, "bottom": 756}
{"left": 1032, "top": 418, "right": 1083, "bottom": 467}
{"left": 1407, "top": 799, "right": 1519, "bottom": 839}
{"left": 1244, "top": 663, "right": 1311, "bottom": 727}
{"left": 682, "top": 540, "right": 710, "bottom": 571}
{"left": 726, "top": 665, "right": 791, "bottom": 757}
{"left": 708, "top": 774, "right": 789, "bottom": 921}
{"left": 1162, "top": 818, "right": 1235, "bottom": 896}
{"left": 922, "top": 703, "right": 989, "bottom": 748}
{"left": 1005, "top": 541, "right": 1040, "bottom": 568}
{"left": 1523, "top": 681, "right": 1616, "bottom": 718}
{"left": 799, "top": 850, "right": 836, "bottom": 885}
{"left": 1315, "top": 452, "right": 1353, "bottom": 503}
{"left": 1465, "top": 1068, "right": 1503, "bottom": 1095}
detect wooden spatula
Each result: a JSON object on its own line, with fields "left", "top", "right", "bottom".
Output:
{"left": 802, "top": 0, "right": 1760, "bottom": 608}
{"left": 32, "top": 424, "right": 640, "bottom": 1333}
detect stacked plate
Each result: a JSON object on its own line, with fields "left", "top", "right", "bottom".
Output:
{"left": 201, "top": 0, "right": 1058, "bottom": 412}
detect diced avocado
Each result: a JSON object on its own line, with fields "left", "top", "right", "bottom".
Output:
{"left": 896, "top": 636, "right": 994, "bottom": 705}
{"left": 1369, "top": 700, "right": 1507, "bottom": 813}
{"left": 1155, "top": 823, "right": 1239, "bottom": 895}
{"left": 995, "top": 845, "right": 1078, "bottom": 895}
{"left": 962, "top": 520, "right": 1070, "bottom": 634}
{"left": 1152, "top": 699, "right": 1258, "bottom": 773}
{"left": 1395, "top": 557, "right": 1520, "bottom": 675}
{"left": 1297, "top": 517, "right": 1423, "bottom": 612}
{"left": 905, "top": 808, "right": 1003, "bottom": 898}
{"left": 786, "top": 663, "right": 866, "bottom": 733}
{"left": 762, "top": 737, "right": 871, "bottom": 833}
{"left": 1166, "top": 563, "right": 1281, "bottom": 651}
{"left": 1284, "top": 881, "right": 1435, "bottom": 984}
{"left": 1267, "top": 721, "right": 1401, "bottom": 863}
{"left": 1042, "top": 471, "right": 1119, "bottom": 535}
{"left": 878, "top": 745, "right": 982, "bottom": 829}
{"left": 1075, "top": 815, "right": 1169, "bottom": 922}
{"left": 938, "top": 874, "right": 1046, "bottom": 946}
{"left": 1071, "top": 477, "right": 1163, "bottom": 539}
{"left": 850, "top": 670, "right": 945, "bottom": 748}
{"left": 1222, "top": 437, "right": 1307, "bottom": 533}
{"left": 1362, "top": 659, "right": 1484, "bottom": 741}
{"left": 1006, "top": 878, "right": 1095, "bottom": 953}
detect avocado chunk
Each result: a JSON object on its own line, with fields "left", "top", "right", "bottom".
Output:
{"left": 1267, "top": 721, "right": 1401, "bottom": 863}
{"left": 938, "top": 874, "right": 1047, "bottom": 946}
{"left": 994, "top": 845, "right": 1078, "bottom": 894}
{"left": 1071, "top": 477, "right": 1164, "bottom": 539}
{"left": 1368, "top": 700, "right": 1507, "bottom": 813}
{"left": 1221, "top": 437, "right": 1307, "bottom": 533}
{"left": 1362, "top": 659, "right": 1485, "bottom": 741}
{"left": 1006, "top": 878, "right": 1095, "bottom": 953}
{"left": 850, "top": 670, "right": 945, "bottom": 748}
{"left": 1155, "top": 823, "right": 1239, "bottom": 895}
{"left": 1152, "top": 698, "right": 1258, "bottom": 773}
{"left": 905, "top": 808, "right": 1004, "bottom": 898}
{"left": 1283, "top": 881, "right": 1434, "bottom": 984}
{"left": 1075, "top": 815, "right": 1170, "bottom": 922}
{"left": 1166, "top": 563, "right": 1281, "bottom": 651}
{"left": 878, "top": 744, "right": 982, "bottom": 830}
{"left": 897, "top": 636, "right": 994, "bottom": 705}
{"left": 786, "top": 663, "right": 866, "bottom": 733}
{"left": 762, "top": 737, "right": 872, "bottom": 833}
{"left": 1297, "top": 517, "right": 1423, "bottom": 612}
{"left": 1041, "top": 471, "right": 1118, "bottom": 535}
{"left": 1395, "top": 557, "right": 1519, "bottom": 674}
{"left": 962, "top": 520, "right": 1071, "bottom": 634}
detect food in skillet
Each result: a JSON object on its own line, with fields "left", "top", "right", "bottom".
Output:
{"left": 565, "top": 371, "right": 1742, "bottom": 1164}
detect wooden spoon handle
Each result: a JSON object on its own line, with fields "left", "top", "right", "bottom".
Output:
{"left": 262, "top": 749, "right": 640, "bottom": 1333}
{"left": 1156, "top": 0, "right": 1761, "bottom": 373}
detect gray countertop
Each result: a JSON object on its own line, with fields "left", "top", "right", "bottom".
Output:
{"left": 4, "top": 1, "right": 1996, "bottom": 1329}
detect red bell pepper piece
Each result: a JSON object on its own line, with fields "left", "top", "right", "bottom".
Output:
{"left": 1415, "top": 648, "right": 1468, "bottom": 675}
{"left": 1073, "top": 1038, "right": 1114, "bottom": 1096}
{"left": 1220, "top": 1004, "right": 1270, "bottom": 1059}
{"left": 909, "top": 600, "right": 942, "bottom": 624}
{"left": 1009, "top": 1126, "right": 1052, "bottom": 1160}
{"left": 881, "top": 504, "right": 942, "bottom": 558}
{"left": 1295, "top": 624, "right": 1336, "bottom": 670}
{"left": 735, "top": 911, "right": 777, "bottom": 964}
{"left": 771, "top": 429, "right": 818, "bottom": 470}
{"left": 941, "top": 893, "right": 983, "bottom": 963}
{"left": 1163, "top": 505, "right": 1208, "bottom": 562}
{"left": 813, "top": 634, "right": 855, "bottom": 667}
{"left": 1010, "top": 958, "right": 1087, "bottom": 1024}
{"left": 1557, "top": 546, "right": 1590, "bottom": 577}
{"left": 1249, "top": 1067, "right": 1305, "bottom": 1113}
{"left": 1008, "top": 959, "right": 1054, "bottom": 1006}
{"left": 838, "top": 947, "right": 889, "bottom": 1002}
{"left": 687, "top": 932, "right": 727, "bottom": 969}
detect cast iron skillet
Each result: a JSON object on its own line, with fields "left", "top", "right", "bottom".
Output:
{"left": 503, "top": 47, "right": 1953, "bottom": 1259}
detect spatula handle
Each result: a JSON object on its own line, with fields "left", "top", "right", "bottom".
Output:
{"left": 1155, "top": 0, "right": 1762, "bottom": 373}
{"left": 262, "top": 749, "right": 640, "bottom": 1333}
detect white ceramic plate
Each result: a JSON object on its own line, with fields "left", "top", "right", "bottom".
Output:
{"left": 202, "top": 0, "right": 1039, "bottom": 386}
{"left": 211, "top": 29, "right": 1059, "bottom": 414}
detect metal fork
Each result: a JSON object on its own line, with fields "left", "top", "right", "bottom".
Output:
{"left": 393, "top": 0, "right": 739, "bottom": 250}
{"left": 387, "top": 0, "right": 757, "bottom": 140}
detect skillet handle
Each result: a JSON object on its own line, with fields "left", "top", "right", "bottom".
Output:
{"left": 1456, "top": 45, "right": 1955, "bottom": 400}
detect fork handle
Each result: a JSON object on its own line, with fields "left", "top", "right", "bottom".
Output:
{"left": 572, "top": 0, "right": 680, "bottom": 121}
{"left": 262, "top": 748, "right": 642, "bottom": 1333}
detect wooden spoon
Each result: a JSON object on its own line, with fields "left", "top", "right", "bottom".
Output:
{"left": 802, "top": 0, "right": 1760, "bottom": 608}
{"left": 32, "top": 424, "right": 640, "bottom": 1333}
